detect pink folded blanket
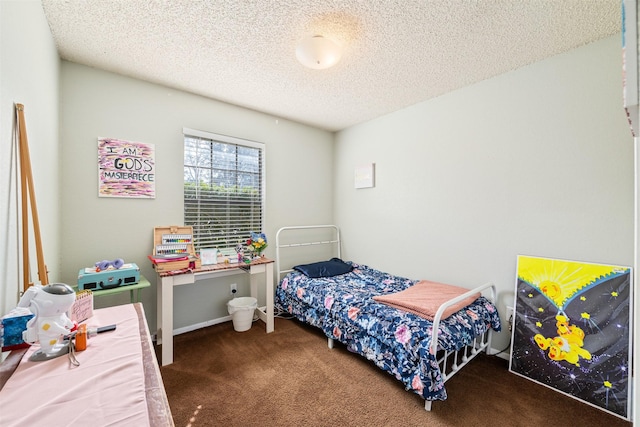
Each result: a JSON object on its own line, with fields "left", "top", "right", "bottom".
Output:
{"left": 373, "top": 280, "right": 480, "bottom": 321}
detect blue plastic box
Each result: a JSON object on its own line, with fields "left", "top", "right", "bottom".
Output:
{"left": 77, "top": 263, "right": 140, "bottom": 291}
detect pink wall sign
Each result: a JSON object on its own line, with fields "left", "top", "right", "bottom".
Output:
{"left": 98, "top": 137, "right": 155, "bottom": 198}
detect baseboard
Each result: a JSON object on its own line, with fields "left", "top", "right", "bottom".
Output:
{"left": 173, "top": 315, "right": 232, "bottom": 336}
{"left": 486, "top": 345, "right": 511, "bottom": 361}
{"left": 494, "top": 350, "right": 510, "bottom": 361}
{"left": 153, "top": 307, "right": 267, "bottom": 341}
{"left": 153, "top": 315, "right": 232, "bottom": 341}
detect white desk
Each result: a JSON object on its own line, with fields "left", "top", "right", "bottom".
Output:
{"left": 156, "top": 257, "right": 274, "bottom": 366}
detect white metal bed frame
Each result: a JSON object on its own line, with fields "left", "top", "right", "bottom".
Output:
{"left": 275, "top": 225, "right": 496, "bottom": 411}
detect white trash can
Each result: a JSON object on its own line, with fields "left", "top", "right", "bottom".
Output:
{"left": 227, "top": 297, "right": 257, "bottom": 332}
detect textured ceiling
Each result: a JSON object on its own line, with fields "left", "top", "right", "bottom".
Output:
{"left": 41, "top": 0, "right": 622, "bottom": 132}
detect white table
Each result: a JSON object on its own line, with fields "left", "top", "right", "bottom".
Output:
{"left": 156, "top": 257, "right": 274, "bottom": 366}
{"left": 0, "top": 304, "right": 173, "bottom": 426}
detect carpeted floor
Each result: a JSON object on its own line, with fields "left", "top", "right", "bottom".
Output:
{"left": 159, "top": 317, "right": 632, "bottom": 427}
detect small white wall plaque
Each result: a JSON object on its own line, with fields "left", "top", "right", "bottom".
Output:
{"left": 354, "top": 163, "right": 375, "bottom": 189}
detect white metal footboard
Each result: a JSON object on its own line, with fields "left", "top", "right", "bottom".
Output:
{"left": 424, "top": 281, "right": 496, "bottom": 411}
{"left": 326, "top": 282, "right": 497, "bottom": 411}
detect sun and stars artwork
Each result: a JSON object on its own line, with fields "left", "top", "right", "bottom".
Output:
{"left": 509, "top": 255, "right": 632, "bottom": 420}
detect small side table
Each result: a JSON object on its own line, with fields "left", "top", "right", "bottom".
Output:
{"left": 74, "top": 275, "right": 150, "bottom": 303}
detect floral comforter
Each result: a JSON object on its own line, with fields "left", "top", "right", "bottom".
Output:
{"left": 275, "top": 261, "right": 501, "bottom": 402}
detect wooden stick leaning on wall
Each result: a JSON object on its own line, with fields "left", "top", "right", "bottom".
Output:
{"left": 16, "top": 103, "right": 49, "bottom": 290}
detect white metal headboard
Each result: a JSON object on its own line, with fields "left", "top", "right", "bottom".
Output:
{"left": 275, "top": 225, "right": 341, "bottom": 280}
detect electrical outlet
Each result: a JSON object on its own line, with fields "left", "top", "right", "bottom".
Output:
{"left": 230, "top": 283, "right": 237, "bottom": 295}
{"left": 506, "top": 306, "right": 514, "bottom": 332}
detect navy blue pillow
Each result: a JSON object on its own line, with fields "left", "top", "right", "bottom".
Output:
{"left": 293, "top": 258, "right": 353, "bottom": 278}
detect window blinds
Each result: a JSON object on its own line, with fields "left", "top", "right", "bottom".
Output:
{"left": 183, "top": 128, "right": 264, "bottom": 252}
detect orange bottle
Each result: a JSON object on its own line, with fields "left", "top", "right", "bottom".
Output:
{"left": 75, "top": 324, "right": 87, "bottom": 351}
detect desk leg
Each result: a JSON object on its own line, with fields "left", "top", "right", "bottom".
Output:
{"left": 156, "top": 275, "right": 163, "bottom": 345}
{"left": 158, "top": 275, "right": 175, "bottom": 366}
{"left": 249, "top": 263, "right": 274, "bottom": 333}
{"left": 250, "top": 272, "right": 258, "bottom": 305}
{"left": 265, "top": 262, "right": 274, "bottom": 333}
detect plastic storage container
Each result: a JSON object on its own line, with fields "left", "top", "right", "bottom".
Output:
{"left": 227, "top": 297, "right": 257, "bottom": 332}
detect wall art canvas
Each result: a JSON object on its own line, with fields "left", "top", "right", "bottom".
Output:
{"left": 98, "top": 137, "right": 155, "bottom": 198}
{"left": 510, "top": 255, "right": 632, "bottom": 420}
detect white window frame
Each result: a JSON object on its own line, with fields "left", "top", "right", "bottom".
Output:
{"left": 183, "top": 127, "right": 266, "bottom": 253}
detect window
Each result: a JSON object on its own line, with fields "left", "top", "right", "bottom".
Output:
{"left": 183, "top": 128, "right": 265, "bottom": 252}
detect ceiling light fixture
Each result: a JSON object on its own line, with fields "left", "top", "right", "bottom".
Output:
{"left": 296, "top": 35, "right": 342, "bottom": 70}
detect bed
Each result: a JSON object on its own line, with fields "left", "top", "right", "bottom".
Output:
{"left": 275, "top": 225, "right": 502, "bottom": 411}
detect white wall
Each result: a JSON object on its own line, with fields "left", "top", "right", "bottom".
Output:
{"left": 59, "top": 62, "right": 334, "bottom": 332}
{"left": 333, "top": 35, "right": 634, "bottom": 353}
{"left": 0, "top": 1, "right": 60, "bottom": 316}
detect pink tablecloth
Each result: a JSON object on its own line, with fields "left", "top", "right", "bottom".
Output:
{"left": 0, "top": 304, "right": 150, "bottom": 426}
